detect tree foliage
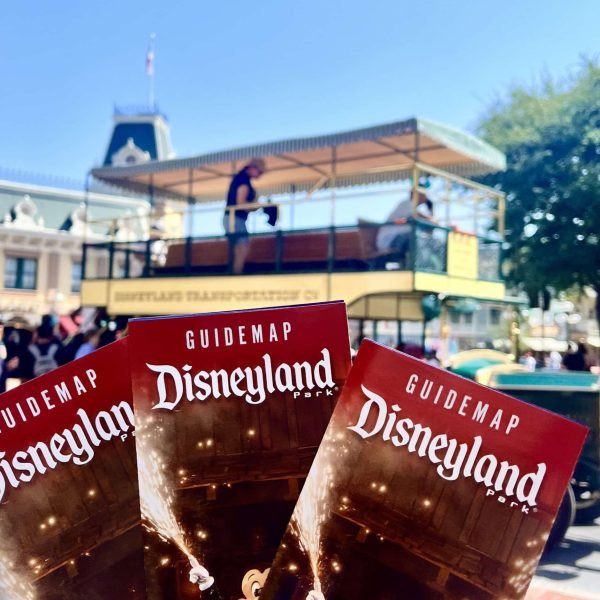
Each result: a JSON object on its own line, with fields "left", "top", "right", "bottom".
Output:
{"left": 476, "top": 59, "right": 600, "bottom": 326}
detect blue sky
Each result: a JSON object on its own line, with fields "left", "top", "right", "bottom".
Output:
{"left": 0, "top": 0, "right": 598, "bottom": 182}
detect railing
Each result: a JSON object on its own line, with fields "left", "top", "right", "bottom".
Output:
{"left": 113, "top": 104, "right": 165, "bottom": 118}
{"left": 478, "top": 239, "right": 502, "bottom": 281}
{"left": 413, "top": 221, "right": 449, "bottom": 273}
{"left": 0, "top": 166, "right": 85, "bottom": 191}
{"left": 86, "top": 159, "right": 506, "bottom": 239}
{"left": 82, "top": 222, "right": 502, "bottom": 282}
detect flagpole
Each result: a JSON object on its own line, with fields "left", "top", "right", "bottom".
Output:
{"left": 147, "top": 33, "right": 156, "bottom": 111}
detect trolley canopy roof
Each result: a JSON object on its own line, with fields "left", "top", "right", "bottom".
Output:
{"left": 92, "top": 117, "right": 506, "bottom": 202}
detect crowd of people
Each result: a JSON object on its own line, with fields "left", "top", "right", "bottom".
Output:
{"left": 350, "top": 332, "right": 597, "bottom": 374}
{"left": 1, "top": 309, "right": 595, "bottom": 392}
{"left": 0, "top": 314, "right": 122, "bottom": 392}
{"left": 521, "top": 342, "right": 595, "bottom": 372}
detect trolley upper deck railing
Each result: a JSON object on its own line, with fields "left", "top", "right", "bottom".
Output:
{"left": 82, "top": 220, "right": 502, "bottom": 283}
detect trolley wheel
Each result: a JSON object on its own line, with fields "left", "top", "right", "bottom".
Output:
{"left": 545, "top": 484, "right": 576, "bottom": 552}
{"left": 572, "top": 459, "right": 600, "bottom": 524}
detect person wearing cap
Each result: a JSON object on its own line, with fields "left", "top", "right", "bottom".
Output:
{"left": 223, "top": 158, "right": 266, "bottom": 274}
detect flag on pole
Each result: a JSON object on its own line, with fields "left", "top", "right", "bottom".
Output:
{"left": 146, "top": 47, "right": 154, "bottom": 76}
{"left": 146, "top": 33, "right": 155, "bottom": 76}
{"left": 146, "top": 33, "right": 156, "bottom": 110}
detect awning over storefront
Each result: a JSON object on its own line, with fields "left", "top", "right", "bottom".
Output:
{"left": 92, "top": 117, "right": 506, "bottom": 202}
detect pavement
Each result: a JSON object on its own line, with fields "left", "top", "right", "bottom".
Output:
{"left": 526, "top": 519, "right": 600, "bottom": 599}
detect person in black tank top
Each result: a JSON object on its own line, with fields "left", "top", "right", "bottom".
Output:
{"left": 224, "top": 158, "right": 266, "bottom": 274}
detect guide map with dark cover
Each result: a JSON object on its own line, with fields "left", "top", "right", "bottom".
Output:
{"left": 127, "top": 302, "right": 351, "bottom": 600}
{"left": 262, "top": 340, "right": 588, "bottom": 600}
{"left": 0, "top": 339, "right": 145, "bottom": 600}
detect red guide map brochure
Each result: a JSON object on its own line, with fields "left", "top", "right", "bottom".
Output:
{"left": 0, "top": 338, "right": 145, "bottom": 600}
{"left": 261, "top": 340, "right": 588, "bottom": 600}
{"left": 127, "top": 301, "right": 351, "bottom": 600}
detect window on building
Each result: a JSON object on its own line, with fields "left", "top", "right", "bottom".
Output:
{"left": 449, "top": 311, "right": 460, "bottom": 324}
{"left": 464, "top": 313, "right": 473, "bottom": 324}
{"left": 71, "top": 261, "right": 82, "bottom": 293}
{"left": 4, "top": 257, "right": 37, "bottom": 290}
{"left": 490, "top": 308, "right": 502, "bottom": 325}
{"left": 475, "top": 311, "right": 486, "bottom": 326}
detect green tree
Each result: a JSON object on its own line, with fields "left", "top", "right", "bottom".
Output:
{"left": 476, "top": 59, "right": 600, "bottom": 331}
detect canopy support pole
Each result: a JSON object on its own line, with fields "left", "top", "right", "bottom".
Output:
{"left": 445, "top": 177, "right": 451, "bottom": 229}
{"left": 290, "top": 184, "right": 296, "bottom": 230}
{"left": 411, "top": 164, "right": 420, "bottom": 212}
{"left": 330, "top": 146, "right": 337, "bottom": 226}
{"left": 498, "top": 193, "right": 506, "bottom": 238}
{"left": 473, "top": 192, "right": 480, "bottom": 234}
{"left": 148, "top": 174, "right": 155, "bottom": 209}
{"left": 326, "top": 147, "right": 337, "bottom": 300}
{"left": 187, "top": 168, "right": 195, "bottom": 238}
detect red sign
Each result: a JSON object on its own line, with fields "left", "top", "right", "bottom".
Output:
{"left": 262, "top": 340, "right": 588, "bottom": 600}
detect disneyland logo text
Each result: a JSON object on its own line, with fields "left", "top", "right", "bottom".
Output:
{"left": 0, "top": 402, "right": 135, "bottom": 503}
{"left": 348, "top": 386, "right": 546, "bottom": 512}
{"left": 146, "top": 349, "right": 335, "bottom": 410}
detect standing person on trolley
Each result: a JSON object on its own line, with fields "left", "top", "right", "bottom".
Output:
{"left": 223, "top": 158, "right": 266, "bottom": 274}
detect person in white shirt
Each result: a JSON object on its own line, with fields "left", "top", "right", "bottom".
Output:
{"left": 548, "top": 350, "right": 562, "bottom": 370}
{"left": 522, "top": 351, "right": 537, "bottom": 372}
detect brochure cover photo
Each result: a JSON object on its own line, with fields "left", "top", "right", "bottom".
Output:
{"left": 261, "top": 340, "right": 588, "bottom": 600}
{"left": 127, "top": 302, "right": 351, "bottom": 600}
{"left": 0, "top": 339, "right": 145, "bottom": 600}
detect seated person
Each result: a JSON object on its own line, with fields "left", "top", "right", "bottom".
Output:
{"left": 376, "top": 192, "right": 435, "bottom": 262}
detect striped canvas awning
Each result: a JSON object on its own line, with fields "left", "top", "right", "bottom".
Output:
{"left": 92, "top": 117, "right": 505, "bottom": 203}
